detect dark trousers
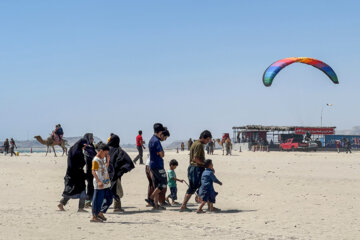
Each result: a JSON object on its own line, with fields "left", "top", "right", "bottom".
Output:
{"left": 85, "top": 172, "right": 94, "bottom": 201}
{"left": 346, "top": 147, "right": 352, "bottom": 154}
{"left": 133, "top": 146, "right": 143, "bottom": 164}
{"left": 10, "top": 147, "right": 15, "bottom": 156}
{"left": 92, "top": 188, "right": 113, "bottom": 215}
{"left": 60, "top": 196, "right": 85, "bottom": 209}
{"left": 4, "top": 146, "right": 9, "bottom": 155}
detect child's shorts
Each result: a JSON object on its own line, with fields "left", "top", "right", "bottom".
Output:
{"left": 168, "top": 186, "right": 177, "bottom": 200}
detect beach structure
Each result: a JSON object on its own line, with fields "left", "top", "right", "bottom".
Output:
{"left": 232, "top": 125, "right": 336, "bottom": 151}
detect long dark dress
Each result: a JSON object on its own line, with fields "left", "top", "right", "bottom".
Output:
{"left": 62, "top": 138, "right": 87, "bottom": 199}
{"left": 83, "top": 133, "right": 97, "bottom": 201}
{"left": 107, "top": 135, "right": 135, "bottom": 201}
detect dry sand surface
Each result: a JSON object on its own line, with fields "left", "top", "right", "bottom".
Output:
{"left": 0, "top": 150, "right": 359, "bottom": 240}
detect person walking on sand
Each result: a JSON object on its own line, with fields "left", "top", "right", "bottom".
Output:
{"left": 90, "top": 144, "right": 112, "bottom": 222}
{"left": 336, "top": 140, "right": 341, "bottom": 153}
{"left": 107, "top": 134, "right": 135, "bottom": 212}
{"left": 58, "top": 138, "right": 87, "bottom": 212}
{"left": 180, "top": 130, "right": 212, "bottom": 212}
{"left": 133, "top": 130, "right": 145, "bottom": 165}
{"left": 83, "top": 133, "right": 97, "bottom": 208}
{"left": 3, "top": 139, "right": 9, "bottom": 155}
{"left": 197, "top": 159, "right": 222, "bottom": 213}
{"left": 187, "top": 138, "right": 193, "bottom": 151}
{"left": 148, "top": 123, "right": 168, "bottom": 210}
{"left": 225, "top": 138, "right": 232, "bottom": 155}
{"left": 181, "top": 142, "right": 185, "bottom": 151}
{"left": 344, "top": 138, "right": 352, "bottom": 154}
{"left": 9, "top": 138, "right": 17, "bottom": 157}
{"left": 165, "top": 159, "right": 184, "bottom": 205}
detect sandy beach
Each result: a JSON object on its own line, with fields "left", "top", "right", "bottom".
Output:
{"left": 0, "top": 150, "right": 359, "bottom": 240}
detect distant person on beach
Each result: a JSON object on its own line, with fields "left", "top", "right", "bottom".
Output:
{"left": 83, "top": 133, "right": 97, "bottom": 208}
{"left": 9, "top": 138, "right": 17, "bottom": 157}
{"left": 166, "top": 159, "right": 184, "bottom": 205}
{"left": 90, "top": 144, "right": 112, "bottom": 222}
{"left": 58, "top": 138, "right": 87, "bottom": 212}
{"left": 107, "top": 134, "right": 135, "bottom": 212}
{"left": 336, "top": 140, "right": 341, "bottom": 153}
{"left": 197, "top": 159, "right": 222, "bottom": 213}
{"left": 344, "top": 138, "right": 352, "bottom": 154}
{"left": 133, "top": 130, "right": 145, "bottom": 165}
{"left": 225, "top": 138, "right": 232, "bottom": 155}
{"left": 180, "top": 130, "right": 212, "bottom": 212}
{"left": 53, "top": 124, "right": 64, "bottom": 142}
{"left": 187, "top": 138, "right": 193, "bottom": 151}
{"left": 181, "top": 142, "right": 185, "bottom": 151}
{"left": 147, "top": 123, "right": 168, "bottom": 209}
{"left": 208, "top": 140, "right": 215, "bottom": 155}
{"left": 3, "top": 138, "right": 9, "bottom": 155}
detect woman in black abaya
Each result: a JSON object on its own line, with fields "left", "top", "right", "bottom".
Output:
{"left": 57, "top": 138, "right": 87, "bottom": 212}
{"left": 107, "top": 134, "right": 135, "bottom": 212}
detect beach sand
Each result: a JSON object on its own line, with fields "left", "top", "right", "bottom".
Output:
{"left": 0, "top": 150, "right": 359, "bottom": 240}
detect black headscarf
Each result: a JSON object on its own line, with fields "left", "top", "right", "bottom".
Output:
{"left": 83, "top": 133, "right": 94, "bottom": 146}
{"left": 62, "top": 138, "right": 87, "bottom": 197}
{"left": 107, "top": 134, "right": 135, "bottom": 201}
{"left": 83, "top": 134, "right": 96, "bottom": 169}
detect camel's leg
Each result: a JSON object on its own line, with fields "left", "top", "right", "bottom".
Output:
{"left": 53, "top": 146, "right": 57, "bottom": 157}
{"left": 62, "top": 144, "right": 65, "bottom": 156}
{"left": 46, "top": 146, "right": 49, "bottom": 156}
{"left": 65, "top": 147, "right": 68, "bottom": 156}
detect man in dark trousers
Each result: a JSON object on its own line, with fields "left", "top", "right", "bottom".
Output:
{"left": 180, "top": 130, "right": 212, "bottom": 212}
{"left": 148, "top": 123, "right": 169, "bottom": 209}
{"left": 133, "top": 130, "right": 145, "bottom": 165}
{"left": 3, "top": 139, "right": 9, "bottom": 155}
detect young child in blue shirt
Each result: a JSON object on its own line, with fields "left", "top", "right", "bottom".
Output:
{"left": 197, "top": 159, "right": 222, "bottom": 213}
{"left": 166, "top": 159, "right": 184, "bottom": 205}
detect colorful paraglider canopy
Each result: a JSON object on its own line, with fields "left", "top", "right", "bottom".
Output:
{"left": 263, "top": 57, "right": 339, "bottom": 87}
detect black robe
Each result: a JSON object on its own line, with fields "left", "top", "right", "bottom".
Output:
{"left": 107, "top": 135, "right": 135, "bottom": 201}
{"left": 83, "top": 133, "right": 97, "bottom": 199}
{"left": 62, "top": 138, "right": 87, "bottom": 198}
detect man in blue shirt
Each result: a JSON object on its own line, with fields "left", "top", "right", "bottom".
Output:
{"left": 148, "top": 123, "right": 170, "bottom": 210}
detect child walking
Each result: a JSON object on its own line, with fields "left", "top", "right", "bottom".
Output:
{"left": 197, "top": 159, "right": 222, "bottom": 213}
{"left": 166, "top": 159, "right": 184, "bottom": 205}
{"left": 91, "top": 144, "right": 113, "bottom": 222}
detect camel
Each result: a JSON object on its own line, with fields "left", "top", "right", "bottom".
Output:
{"left": 216, "top": 138, "right": 232, "bottom": 155}
{"left": 34, "top": 135, "right": 68, "bottom": 157}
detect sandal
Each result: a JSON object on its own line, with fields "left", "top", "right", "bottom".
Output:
{"left": 90, "top": 217, "right": 103, "bottom": 223}
{"left": 197, "top": 209, "right": 205, "bottom": 214}
{"left": 57, "top": 204, "right": 65, "bottom": 211}
{"left": 97, "top": 213, "right": 107, "bottom": 221}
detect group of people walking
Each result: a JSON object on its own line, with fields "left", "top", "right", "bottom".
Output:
{"left": 2, "top": 138, "right": 17, "bottom": 156}
{"left": 57, "top": 123, "right": 222, "bottom": 222}
{"left": 57, "top": 132, "right": 134, "bottom": 222}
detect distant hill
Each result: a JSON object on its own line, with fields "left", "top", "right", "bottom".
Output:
{"left": 0, "top": 136, "right": 103, "bottom": 149}
{"left": 337, "top": 126, "right": 360, "bottom": 135}
{"left": 165, "top": 140, "right": 187, "bottom": 149}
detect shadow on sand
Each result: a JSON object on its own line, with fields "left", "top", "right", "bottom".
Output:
{"left": 166, "top": 208, "right": 257, "bottom": 214}
{"left": 108, "top": 209, "right": 162, "bottom": 215}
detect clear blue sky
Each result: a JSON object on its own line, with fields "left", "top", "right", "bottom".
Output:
{"left": 1, "top": 0, "right": 359, "bottom": 143}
